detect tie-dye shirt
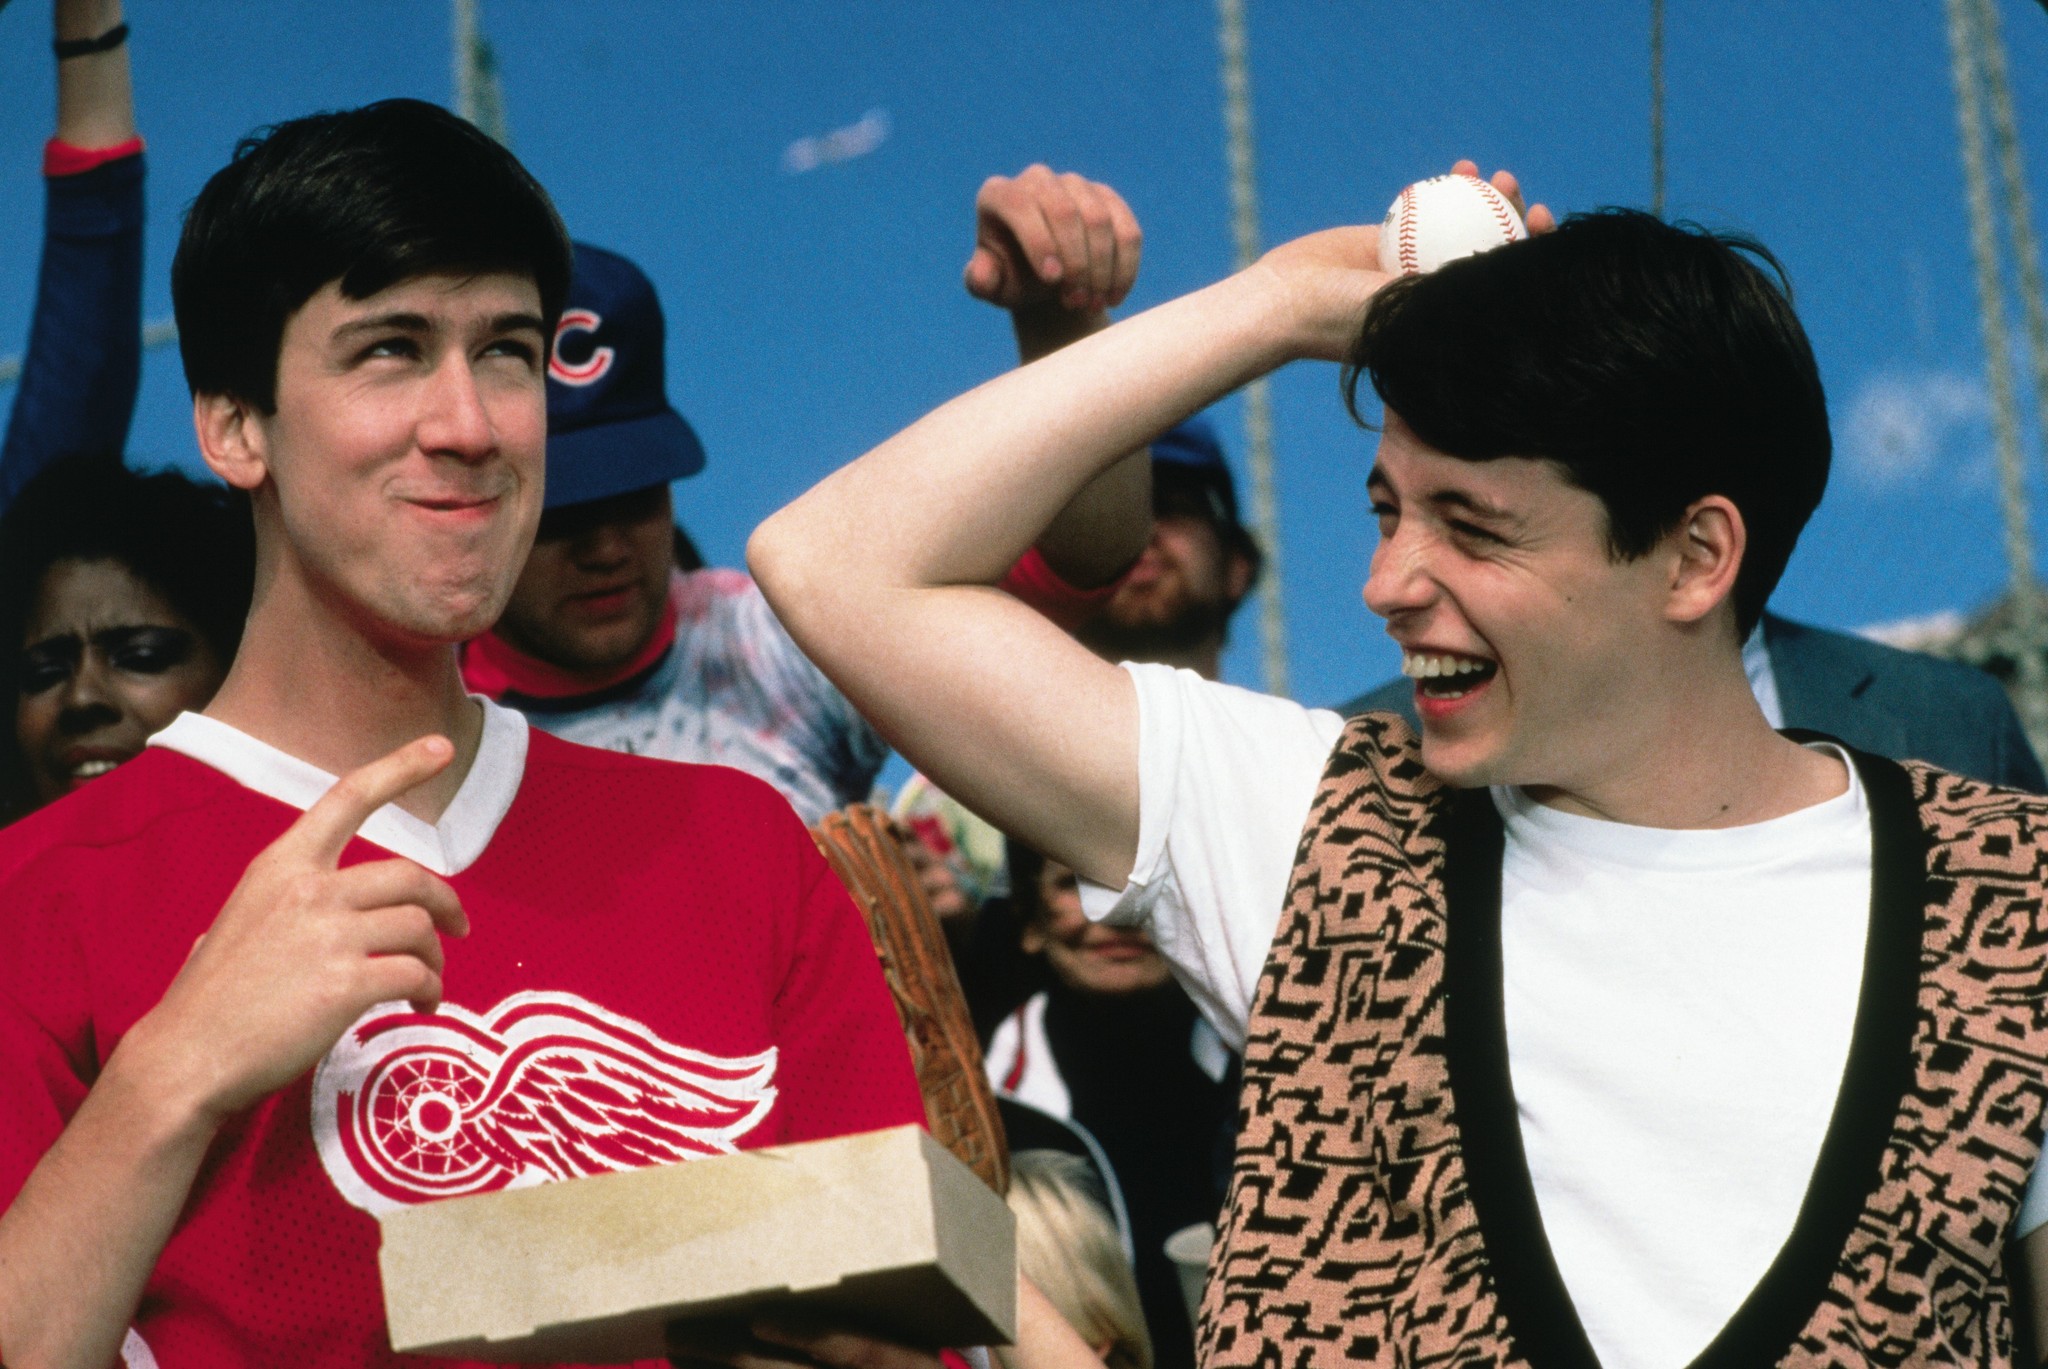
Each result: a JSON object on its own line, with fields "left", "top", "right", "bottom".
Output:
{"left": 483, "top": 568, "right": 886, "bottom": 824}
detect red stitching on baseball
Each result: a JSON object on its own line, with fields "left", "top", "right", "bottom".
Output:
{"left": 1397, "top": 184, "right": 1420, "bottom": 274}
{"left": 1480, "top": 183, "right": 1518, "bottom": 242}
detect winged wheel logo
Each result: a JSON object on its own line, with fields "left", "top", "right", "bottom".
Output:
{"left": 312, "top": 990, "right": 777, "bottom": 1215}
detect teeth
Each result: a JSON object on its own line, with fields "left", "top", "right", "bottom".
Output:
{"left": 1402, "top": 652, "right": 1492, "bottom": 679}
{"left": 71, "top": 760, "right": 119, "bottom": 779}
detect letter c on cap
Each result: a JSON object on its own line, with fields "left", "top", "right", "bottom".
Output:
{"left": 549, "top": 309, "right": 614, "bottom": 387}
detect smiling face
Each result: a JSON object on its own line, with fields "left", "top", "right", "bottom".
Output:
{"left": 1363, "top": 412, "right": 1679, "bottom": 792}
{"left": 216, "top": 271, "right": 548, "bottom": 651}
{"left": 16, "top": 558, "right": 226, "bottom": 805}
{"left": 1022, "top": 858, "right": 1173, "bottom": 996}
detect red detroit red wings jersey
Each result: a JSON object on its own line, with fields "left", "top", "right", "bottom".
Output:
{"left": 0, "top": 711, "right": 922, "bottom": 1367}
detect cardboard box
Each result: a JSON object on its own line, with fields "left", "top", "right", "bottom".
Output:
{"left": 379, "top": 1124, "right": 1016, "bottom": 1362}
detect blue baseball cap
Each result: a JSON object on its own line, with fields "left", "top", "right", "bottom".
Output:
{"left": 542, "top": 242, "right": 706, "bottom": 510}
{"left": 1149, "top": 417, "right": 1242, "bottom": 530}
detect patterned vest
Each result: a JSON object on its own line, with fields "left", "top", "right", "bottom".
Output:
{"left": 1197, "top": 713, "right": 2048, "bottom": 1368}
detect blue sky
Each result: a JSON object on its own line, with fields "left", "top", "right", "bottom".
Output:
{"left": 3, "top": 1, "right": 2048, "bottom": 709}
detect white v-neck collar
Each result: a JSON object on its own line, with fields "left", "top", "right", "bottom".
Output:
{"left": 148, "top": 698, "right": 529, "bottom": 876}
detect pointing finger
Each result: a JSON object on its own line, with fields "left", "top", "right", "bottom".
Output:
{"left": 283, "top": 735, "right": 455, "bottom": 869}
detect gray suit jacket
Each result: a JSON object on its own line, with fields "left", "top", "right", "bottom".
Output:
{"left": 1337, "top": 611, "right": 2047, "bottom": 793}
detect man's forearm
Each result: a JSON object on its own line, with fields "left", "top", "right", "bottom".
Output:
{"left": 54, "top": 0, "right": 136, "bottom": 151}
{"left": 755, "top": 267, "right": 1291, "bottom": 608}
{"left": 747, "top": 269, "right": 1296, "bottom": 885}
{"left": 1, "top": 0, "right": 145, "bottom": 517}
{"left": 1010, "top": 302, "right": 1104, "bottom": 367}
{"left": 0, "top": 1035, "right": 218, "bottom": 1369}
{"left": 1009, "top": 303, "right": 1153, "bottom": 590}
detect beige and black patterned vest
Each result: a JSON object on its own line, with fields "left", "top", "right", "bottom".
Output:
{"left": 1197, "top": 713, "right": 2048, "bottom": 1368}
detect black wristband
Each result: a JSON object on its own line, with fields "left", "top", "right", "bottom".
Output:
{"left": 53, "top": 21, "right": 128, "bottom": 60}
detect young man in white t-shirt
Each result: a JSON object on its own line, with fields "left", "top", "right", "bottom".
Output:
{"left": 742, "top": 164, "right": 2048, "bottom": 1369}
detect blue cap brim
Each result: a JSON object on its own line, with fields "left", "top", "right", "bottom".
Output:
{"left": 543, "top": 408, "right": 706, "bottom": 510}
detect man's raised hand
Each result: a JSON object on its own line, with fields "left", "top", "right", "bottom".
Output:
{"left": 127, "top": 735, "right": 469, "bottom": 1126}
{"left": 1449, "top": 158, "right": 1556, "bottom": 233}
{"left": 965, "top": 164, "right": 1142, "bottom": 323}
{"left": 1256, "top": 160, "right": 1552, "bottom": 363}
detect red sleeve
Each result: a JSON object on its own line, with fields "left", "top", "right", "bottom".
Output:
{"left": 0, "top": 858, "right": 95, "bottom": 1212}
{"left": 42, "top": 136, "right": 144, "bottom": 177}
{"left": 998, "top": 547, "right": 1122, "bottom": 634}
{"left": 769, "top": 839, "right": 925, "bottom": 1143}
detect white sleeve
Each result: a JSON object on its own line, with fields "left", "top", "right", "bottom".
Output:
{"left": 1077, "top": 661, "right": 1344, "bottom": 1050}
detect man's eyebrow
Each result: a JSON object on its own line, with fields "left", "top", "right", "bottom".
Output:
{"left": 1429, "top": 488, "right": 1522, "bottom": 524}
{"left": 1365, "top": 467, "right": 1518, "bottom": 523}
{"left": 330, "top": 311, "right": 433, "bottom": 342}
{"left": 487, "top": 312, "right": 548, "bottom": 336}
{"left": 329, "top": 311, "right": 547, "bottom": 342}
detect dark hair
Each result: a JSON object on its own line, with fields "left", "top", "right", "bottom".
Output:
{"left": 172, "top": 98, "right": 573, "bottom": 412}
{"left": 1007, "top": 836, "right": 1050, "bottom": 928}
{"left": 0, "top": 454, "right": 255, "bottom": 810}
{"left": 1344, "top": 208, "right": 1830, "bottom": 637}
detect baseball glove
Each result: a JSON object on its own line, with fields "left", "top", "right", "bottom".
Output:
{"left": 811, "top": 804, "right": 1009, "bottom": 1195}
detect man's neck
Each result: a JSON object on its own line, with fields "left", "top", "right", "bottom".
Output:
{"left": 204, "top": 586, "right": 484, "bottom": 825}
{"left": 1520, "top": 646, "right": 1847, "bottom": 830}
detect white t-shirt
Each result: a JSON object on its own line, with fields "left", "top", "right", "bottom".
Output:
{"left": 1081, "top": 661, "right": 2048, "bottom": 1369}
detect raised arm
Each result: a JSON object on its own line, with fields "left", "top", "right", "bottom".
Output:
{"left": 966, "top": 164, "right": 1151, "bottom": 590}
{"left": 750, "top": 227, "right": 1387, "bottom": 887}
{"left": 0, "top": 0, "right": 145, "bottom": 514}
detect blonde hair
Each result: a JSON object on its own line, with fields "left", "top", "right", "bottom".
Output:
{"left": 1002, "top": 1150, "right": 1152, "bottom": 1369}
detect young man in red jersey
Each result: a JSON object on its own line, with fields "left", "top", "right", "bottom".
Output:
{"left": 0, "top": 99, "right": 922, "bottom": 1368}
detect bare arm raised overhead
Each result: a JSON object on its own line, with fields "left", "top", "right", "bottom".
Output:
{"left": 0, "top": 0, "right": 146, "bottom": 514}
{"left": 752, "top": 165, "right": 1547, "bottom": 888}
{"left": 753, "top": 227, "right": 1378, "bottom": 886}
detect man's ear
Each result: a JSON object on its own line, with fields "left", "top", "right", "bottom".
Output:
{"left": 1665, "top": 494, "right": 1745, "bottom": 627}
{"left": 1224, "top": 548, "right": 1257, "bottom": 606}
{"left": 193, "top": 391, "right": 271, "bottom": 492}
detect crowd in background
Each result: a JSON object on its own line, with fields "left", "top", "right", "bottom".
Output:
{"left": 9, "top": 3, "right": 2048, "bottom": 1367}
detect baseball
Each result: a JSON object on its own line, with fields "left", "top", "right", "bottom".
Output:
{"left": 1377, "top": 173, "right": 1529, "bottom": 276}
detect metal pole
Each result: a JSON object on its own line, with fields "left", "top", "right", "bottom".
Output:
{"left": 1972, "top": 0, "right": 2048, "bottom": 487}
{"left": 1650, "top": 0, "right": 1667, "bottom": 218}
{"left": 451, "top": 0, "right": 478, "bottom": 126}
{"left": 1946, "top": 0, "right": 2048, "bottom": 751}
{"left": 1217, "top": 0, "right": 1290, "bottom": 697}
{"left": 450, "top": 0, "right": 508, "bottom": 145}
